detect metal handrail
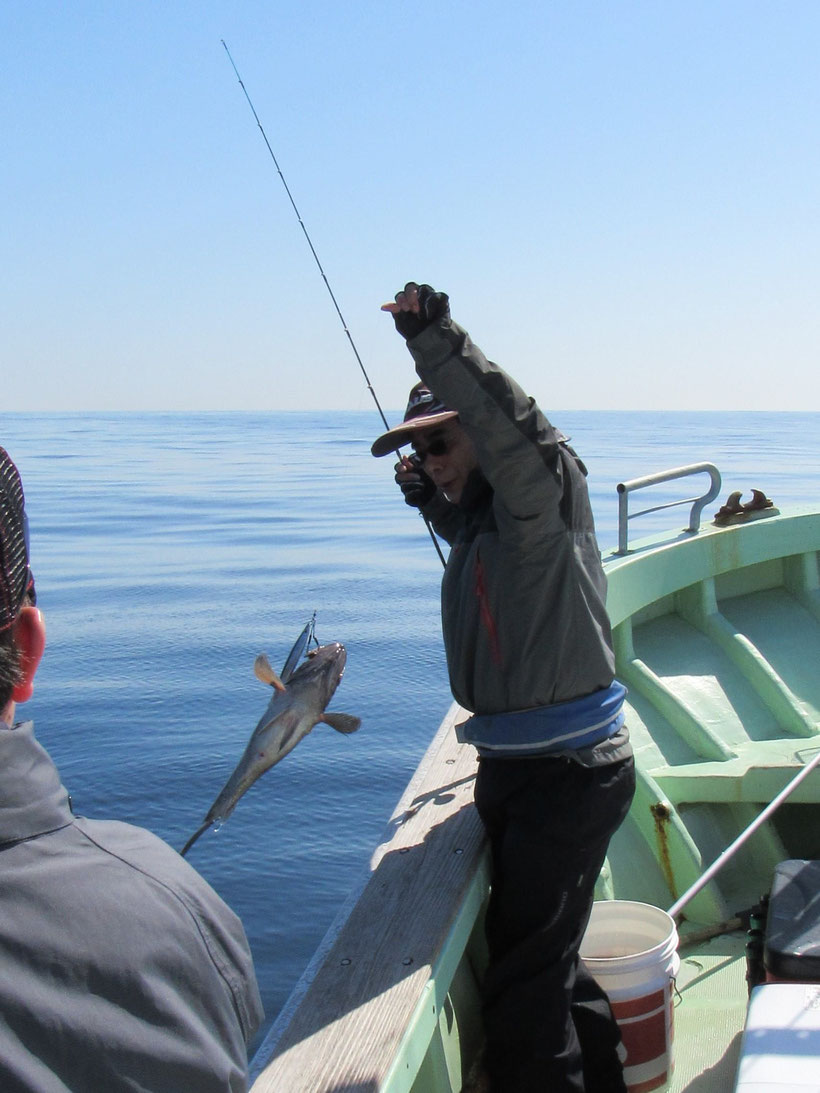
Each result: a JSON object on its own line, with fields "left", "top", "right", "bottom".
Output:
{"left": 616, "top": 462, "right": 722, "bottom": 555}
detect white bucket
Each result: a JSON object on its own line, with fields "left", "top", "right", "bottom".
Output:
{"left": 580, "top": 900, "right": 680, "bottom": 1093}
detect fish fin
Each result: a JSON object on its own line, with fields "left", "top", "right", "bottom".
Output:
{"left": 254, "top": 653, "right": 287, "bottom": 692}
{"left": 322, "top": 712, "right": 361, "bottom": 735}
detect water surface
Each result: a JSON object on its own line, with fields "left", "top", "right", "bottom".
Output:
{"left": 2, "top": 409, "right": 817, "bottom": 1040}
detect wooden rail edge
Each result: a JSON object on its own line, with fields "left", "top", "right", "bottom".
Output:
{"left": 250, "top": 702, "right": 486, "bottom": 1092}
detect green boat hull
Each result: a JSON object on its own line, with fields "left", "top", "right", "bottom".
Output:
{"left": 251, "top": 502, "right": 820, "bottom": 1092}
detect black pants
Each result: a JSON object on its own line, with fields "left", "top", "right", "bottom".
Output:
{"left": 474, "top": 752, "right": 636, "bottom": 1092}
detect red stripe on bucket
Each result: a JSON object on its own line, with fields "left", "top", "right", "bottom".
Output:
{"left": 612, "top": 988, "right": 674, "bottom": 1090}
{"left": 612, "top": 986, "right": 666, "bottom": 1021}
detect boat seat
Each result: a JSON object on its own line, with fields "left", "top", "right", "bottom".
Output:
{"left": 650, "top": 752, "right": 820, "bottom": 805}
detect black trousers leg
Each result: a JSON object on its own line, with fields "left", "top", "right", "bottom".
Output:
{"left": 474, "top": 754, "right": 635, "bottom": 1093}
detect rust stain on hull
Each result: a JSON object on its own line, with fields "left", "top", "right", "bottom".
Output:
{"left": 650, "top": 801, "right": 678, "bottom": 903}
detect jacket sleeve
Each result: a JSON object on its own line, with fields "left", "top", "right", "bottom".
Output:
{"left": 406, "top": 318, "right": 575, "bottom": 531}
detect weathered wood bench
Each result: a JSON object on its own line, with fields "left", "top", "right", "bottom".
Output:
{"left": 249, "top": 702, "right": 489, "bottom": 1093}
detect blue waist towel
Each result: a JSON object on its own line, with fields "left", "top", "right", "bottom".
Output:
{"left": 457, "top": 680, "right": 627, "bottom": 757}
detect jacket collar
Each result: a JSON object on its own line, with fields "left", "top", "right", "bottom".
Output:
{"left": 0, "top": 721, "right": 73, "bottom": 847}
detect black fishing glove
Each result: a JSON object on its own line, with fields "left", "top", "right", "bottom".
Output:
{"left": 396, "top": 456, "right": 436, "bottom": 509}
{"left": 390, "top": 282, "right": 451, "bottom": 341}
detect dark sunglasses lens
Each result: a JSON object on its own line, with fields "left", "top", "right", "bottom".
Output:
{"left": 416, "top": 438, "right": 448, "bottom": 461}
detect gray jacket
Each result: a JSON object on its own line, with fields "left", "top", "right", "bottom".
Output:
{"left": 0, "top": 721, "right": 263, "bottom": 1093}
{"left": 409, "top": 318, "right": 617, "bottom": 720}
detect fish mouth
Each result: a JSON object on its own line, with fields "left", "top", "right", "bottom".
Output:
{"left": 306, "top": 642, "right": 347, "bottom": 682}
{"left": 307, "top": 641, "right": 345, "bottom": 659}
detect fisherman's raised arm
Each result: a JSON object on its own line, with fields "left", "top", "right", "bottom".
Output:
{"left": 383, "top": 284, "right": 573, "bottom": 526}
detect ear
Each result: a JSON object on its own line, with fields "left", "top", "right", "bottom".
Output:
{"left": 11, "top": 605, "right": 46, "bottom": 704}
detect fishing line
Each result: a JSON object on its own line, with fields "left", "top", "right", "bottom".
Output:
{"left": 221, "top": 40, "right": 447, "bottom": 567}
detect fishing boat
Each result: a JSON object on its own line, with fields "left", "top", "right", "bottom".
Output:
{"left": 248, "top": 463, "right": 820, "bottom": 1093}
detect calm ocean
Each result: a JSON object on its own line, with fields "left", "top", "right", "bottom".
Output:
{"left": 2, "top": 410, "right": 818, "bottom": 1045}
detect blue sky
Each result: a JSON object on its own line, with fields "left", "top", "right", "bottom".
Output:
{"left": 4, "top": 1, "right": 819, "bottom": 411}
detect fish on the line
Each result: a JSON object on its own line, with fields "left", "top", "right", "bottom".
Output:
{"left": 180, "top": 617, "right": 360, "bottom": 856}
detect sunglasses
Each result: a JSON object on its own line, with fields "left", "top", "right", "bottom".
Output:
{"left": 411, "top": 436, "right": 451, "bottom": 463}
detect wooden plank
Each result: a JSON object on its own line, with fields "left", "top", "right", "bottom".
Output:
{"left": 250, "top": 704, "right": 485, "bottom": 1093}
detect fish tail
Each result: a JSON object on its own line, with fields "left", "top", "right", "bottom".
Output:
{"left": 179, "top": 819, "right": 212, "bottom": 857}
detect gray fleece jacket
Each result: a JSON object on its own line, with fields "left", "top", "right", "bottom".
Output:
{"left": 408, "top": 317, "right": 617, "bottom": 724}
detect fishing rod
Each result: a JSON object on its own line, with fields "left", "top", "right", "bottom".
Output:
{"left": 221, "top": 40, "right": 447, "bottom": 568}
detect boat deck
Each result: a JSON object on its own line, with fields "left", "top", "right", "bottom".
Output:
{"left": 671, "top": 933, "right": 747, "bottom": 1092}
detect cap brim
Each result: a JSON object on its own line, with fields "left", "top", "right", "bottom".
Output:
{"left": 370, "top": 410, "right": 459, "bottom": 457}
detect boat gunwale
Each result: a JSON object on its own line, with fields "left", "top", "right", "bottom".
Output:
{"left": 604, "top": 507, "right": 820, "bottom": 628}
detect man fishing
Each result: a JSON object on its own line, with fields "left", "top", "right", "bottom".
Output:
{"left": 372, "top": 283, "right": 636, "bottom": 1092}
{"left": 0, "top": 447, "right": 263, "bottom": 1092}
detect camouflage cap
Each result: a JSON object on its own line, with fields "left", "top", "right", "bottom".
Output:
{"left": 0, "top": 447, "right": 36, "bottom": 631}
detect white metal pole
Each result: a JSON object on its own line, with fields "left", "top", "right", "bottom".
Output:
{"left": 668, "top": 748, "right": 820, "bottom": 920}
